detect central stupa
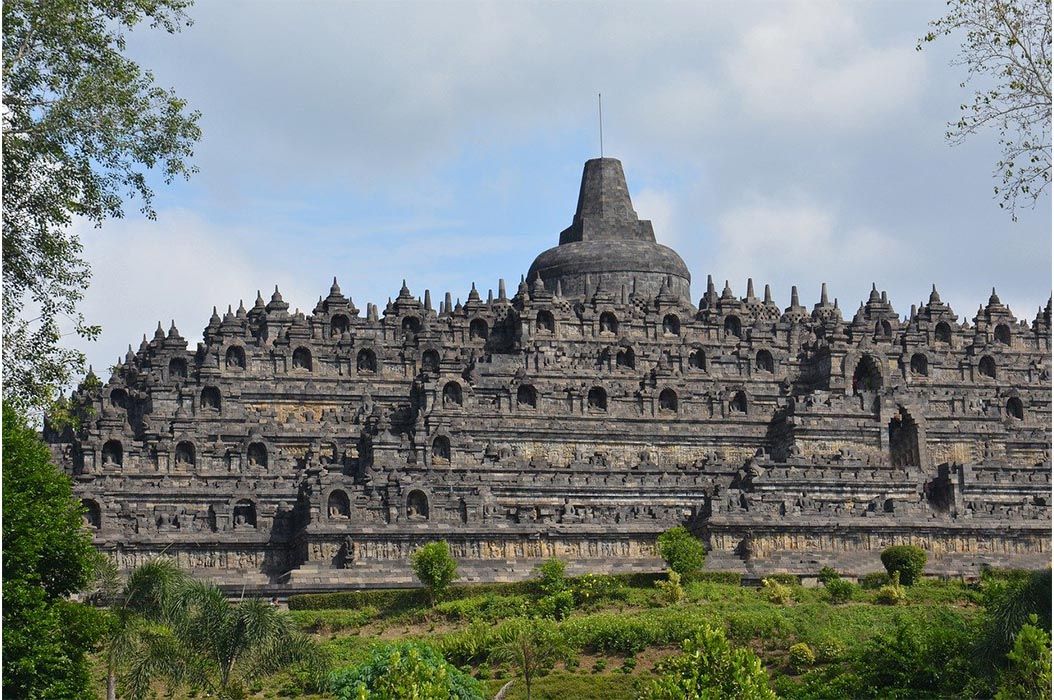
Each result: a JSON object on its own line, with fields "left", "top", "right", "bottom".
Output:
{"left": 527, "top": 157, "right": 691, "bottom": 300}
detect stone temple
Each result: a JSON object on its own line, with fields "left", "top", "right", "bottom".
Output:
{"left": 48, "top": 158, "right": 1052, "bottom": 591}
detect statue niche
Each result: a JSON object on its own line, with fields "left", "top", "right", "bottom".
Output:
{"left": 406, "top": 490, "right": 429, "bottom": 520}
{"left": 889, "top": 408, "right": 920, "bottom": 467}
{"left": 233, "top": 499, "right": 256, "bottom": 529}
{"left": 357, "top": 348, "right": 377, "bottom": 373}
{"left": 82, "top": 499, "right": 101, "bottom": 529}
{"left": 175, "top": 441, "right": 196, "bottom": 468}
{"left": 225, "top": 346, "right": 246, "bottom": 370}
{"left": 102, "top": 440, "right": 123, "bottom": 467}
{"left": 247, "top": 442, "right": 267, "bottom": 468}
{"left": 422, "top": 349, "right": 440, "bottom": 374}
{"left": 442, "top": 381, "right": 462, "bottom": 407}
{"left": 292, "top": 347, "right": 312, "bottom": 371}
{"left": 328, "top": 490, "right": 351, "bottom": 519}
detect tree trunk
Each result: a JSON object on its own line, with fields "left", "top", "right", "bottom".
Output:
{"left": 106, "top": 668, "right": 117, "bottom": 700}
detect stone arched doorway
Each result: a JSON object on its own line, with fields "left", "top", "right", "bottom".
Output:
{"left": 888, "top": 407, "right": 921, "bottom": 467}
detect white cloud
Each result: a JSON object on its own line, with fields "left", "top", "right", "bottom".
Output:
{"left": 724, "top": 0, "right": 926, "bottom": 128}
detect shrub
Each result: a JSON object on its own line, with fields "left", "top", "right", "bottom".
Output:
{"left": 694, "top": 572, "right": 742, "bottom": 585}
{"left": 788, "top": 643, "right": 816, "bottom": 673}
{"left": 761, "top": 578, "right": 793, "bottom": 605}
{"left": 535, "top": 558, "right": 567, "bottom": 596}
{"left": 620, "top": 655, "right": 637, "bottom": 674}
{"left": 490, "top": 618, "right": 570, "bottom": 700}
{"left": 981, "top": 569, "right": 1053, "bottom": 662}
{"left": 571, "top": 574, "right": 625, "bottom": 607}
{"left": 860, "top": 571, "right": 892, "bottom": 590}
{"left": 536, "top": 590, "right": 574, "bottom": 621}
{"left": 881, "top": 545, "right": 928, "bottom": 586}
{"left": 824, "top": 578, "right": 855, "bottom": 604}
{"left": 655, "top": 570, "right": 685, "bottom": 604}
{"left": 656, "top": 527, "right": 706, "bottom": 577}
{"left": 330, "top": 641, "right": 483, "bottom": 700}
{"left": 995, "top": 616, "right": 1052, "bottom": 700}
{"left": 638, "top": 625, "right": 777, "bottom": 700}
{"left": 817, "top": 566, "right": 840, "bottom": 585}
{"left": 876, "top": 580, "right": 907, "bottom": 606}
{"left": 592, "top": 658, "right": 607, "bottom": 673}
{"left": 765, "top": 573, "right": 800, "bottom": 586}
{"left": 410, "top": 541, "right": 458, "bottom": 606}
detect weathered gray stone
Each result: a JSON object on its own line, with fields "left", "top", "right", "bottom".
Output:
{"left": 47, "top": 158, "right": 1052, "bottom": 592}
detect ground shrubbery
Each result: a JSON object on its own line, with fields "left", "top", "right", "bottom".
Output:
{"left": 880, "top": 545, "right": 928, "bottom": 585}
{"left": 330, "top": 641, "right": 483, "bottom": 700}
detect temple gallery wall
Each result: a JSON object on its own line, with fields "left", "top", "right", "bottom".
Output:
{"left": 48, "top": 158, "right": 1052, "bottom": 591}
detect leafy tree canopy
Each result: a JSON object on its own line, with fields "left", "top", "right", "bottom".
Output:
{"left": 411, "top": 540, "right": 459, "bottom": 606}
{"left": 330, "top": 642, "right": 483, "bottom": 700}
{"left": 656, "top": 527, "right": 706, "bottom": 577}
{"left": 2, "top": 0, "right": 201, "bottom": 415}
{"left": 919, "top": 0, "right": 1051, "bottom": 218}
{"left": 2, "top": 401, "right": 105, "bottom": 698}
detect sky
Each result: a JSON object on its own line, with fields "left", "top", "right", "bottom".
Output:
{"left": 71, "top": 0, "right": 1051, "bottom": 375}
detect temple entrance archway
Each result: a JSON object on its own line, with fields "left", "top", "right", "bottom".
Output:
{"left": 889, "top": 407, "right": 921, "bottom": 467}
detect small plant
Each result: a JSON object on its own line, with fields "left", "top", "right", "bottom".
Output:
{"left": 788, "top": 643, "right": 816, "bottom": 673}
{"left": 825, "top": 577, "right": 855, "bottom": 604}
{"left": 656, "top": 569, "right": 685, "bottom": 604}
{"left": 860, "top": 571, "right": 892, "bottom": 589}
{"left": 565, "top": 656, "right": 580, "bottom": 671}
{"left": 876, "top": 572, "right": 907, "bottom": 605}
{"left": 620, "top": 655, "right": 638, "bottom": 674}
{"left": 995, "top": 615, "right": 1052, "bottom": 700}
{"left": 761, "top": 578, "right": 793, "bottom": 605}
{"left": 656, "top": 526, "right": 706, "bottom": 576}
{"left": 535, "top": 557, "right": 567, "bottom": 596}
{"left": 537, "top": 590, "right": 574, "bottom": 621}
{"left": 817, "top": 566, "right": 840, "bottom": 585}
{"left": 881, "top": 545, "right": 928, "bottom": 586}
{"left": 410, "top": 541, "right": 459, "bottom": 606}
{"left": 593, "top": 658, "right": 607, "bottom": 673}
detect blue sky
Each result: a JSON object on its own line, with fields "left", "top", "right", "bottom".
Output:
{"left": 73, "top": 0, "right": 1051, "bottom": 374}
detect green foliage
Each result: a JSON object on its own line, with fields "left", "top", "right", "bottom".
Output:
{"left": 995, "top": 616, "right": 1052, "bottom": 700}
{"left": 919, "top": 0, "right": 1052, "bottom": 219}
{"left": 410, "top": 540, "right": 459, "bottom": 606}
{"left": 788, "top": 643, "right": 816, "bottom": 673}
{"left": 655, "top": 570, "right": 685, "bottom": 605}
{"left": 330, "top": 641, "right": 483, "bottom": 700}
{"left": 859, "top": 571, "right": 892, "bottom": 589}
{"left": 537, "top": 590, "right": 575, "bottom": 621}
{"left": 880, "top": 546, "right": 928, "bottom": 586}
{"left": 655, "top": 527, "right": 706, "bottom": 577}
{"left": 571, "top": 574, "right": 626, "bottom": 607}
{"left": 693, "top": 572, "right": 742, "bottom": 585}
{"left": 2, "top": 402, "right": 105, "bottom": 698}
{"left": 853, "top": 609, "right": 984, "bottom": 697}
{"left": 824, "top": 578, "right": 854, "bottom": 605}
{"left": 435, "top": 594, "right": 531, "bottom": 623}
{"left": 536, "top": 558, "right": 567, "bottom": 596}
{"left": 761, "top": 578, "right": 793, "bottom": 605}
{"left": 817, "top": 567, "right": 840, "bottom": 585}
{"left": 637, "top": 625, "right": 777, "bottom": 700}
{"left": 490, "top": 618, "right": 571, "bottom": 700}
{"left": 765, "top": 573, "right": 800, "bottom": 586}
{"left": 980, "top": 568, "right": 1053, "bottom": 662}
{"left": 875, "top": 582, "right": 907, "bottom": 606}
{"left": 2, "top": 0, "right": 201, "bottom": 413}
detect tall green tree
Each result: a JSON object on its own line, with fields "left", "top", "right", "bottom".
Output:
{"left": 919, "top": 0, "right": 1052, "bottom": 218}
{"left": 410, "top": 540, "right": 459, "bottom": 606}
{"left": 2, "top": 402, "right": 105, "bottom": 698}
{"left": 2, "top": 0, "right": 201, "bottom": 415}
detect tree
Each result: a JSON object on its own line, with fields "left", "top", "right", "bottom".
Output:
{"left": 2, "top": 0, "right": 201, "bottom": 415}
{"left": 330, "top": 641, "right": 483, "bottom": 700}
{"left": 880, "top": 545, "right": 928, "bottom": 585}
{"left": 175, "top": 582, "right": 326, "bottom": 699}
{"left": 2, "top": 401, "right": 105, "bottom": 698}
{"left": 638, "top": 625, "right": 777, "bottom": 700}
{"left": 919, "top": 0, "right": 1051, "bottom": 219}
{"left": 490, "top": 618, "right": 570, "bottom": 700}
{"left": 410, "top": 540, "right": 459, "bottom": 606}
{"left": 656, "top": 526, "right": 706, "bottom": 577}
{"left": 87, "top": 557, "right": 191, "bottom": 700}
{"left": 995, "top": 616, "right": 1052, "bottom": 700}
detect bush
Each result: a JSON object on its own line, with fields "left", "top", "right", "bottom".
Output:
{"left": 995, "top": 616, "right": 1052, "bottom": 700}
{"left": 411, "top": 541, "right": 458, "bottom": 606}
{"left": 693, "top": 571, "right": 742, "bottom": 585}
{"left": 656, "top": 570, "right": 685, "bottom": 604}
{"left": 860, "top": 571, "right": 892, "bottom": 590}
{"left": 571, "top": 574, "right": 625, "bottom": 607}
{"left": 824, "top": 578, "right": 855, "bottom": 604}
{"left": 330, "top": 641, "right": 483, "bottom": 700}
{"left": 880, "top": 545, "right": 927, "bottom": 586}
{"left": 788, "top": 643, "right": 816, "bottom": 673}
{"left": 817, "top": 566, "right": 840, "bottom": 585}
{"left": 535, "top": 558, "right": 567, "bottom": 596}
{"left": 765, "top": 573, "right": 800, "bottom": 586}
{"left": 876, "top": 582, "right": 907, "bottom": 606}
{"left": 638, "top": 625, "right": 777, "bottom": 700}
{"left": 656, "top": 527, "right": 706, "bottom": 577}
{"left": 981, "top": 569, "right": 1053, "bottom": 662}
{"left": 536, "top": 590, "right": 574, "bottom": 621}
{"left": 761, "top": 578, "right": 793, "bottom": 605}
